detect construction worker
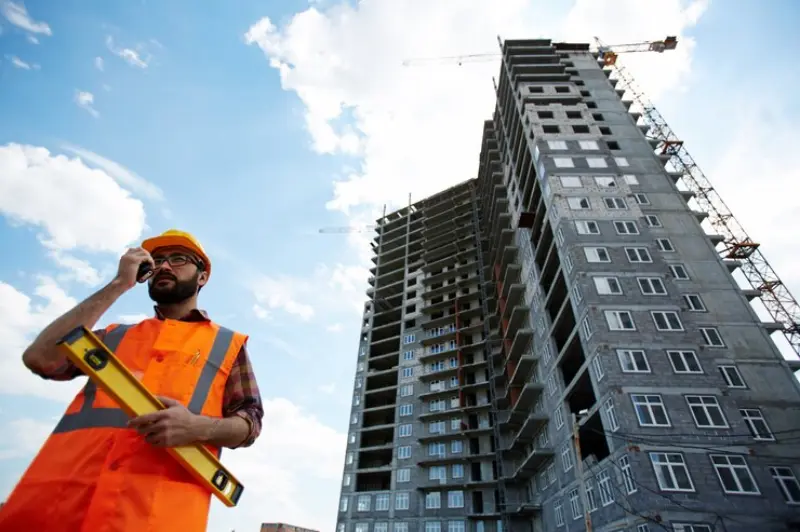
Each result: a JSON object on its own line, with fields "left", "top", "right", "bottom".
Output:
{"left": 0, "top": 229, "right": 264, "bottom": 532}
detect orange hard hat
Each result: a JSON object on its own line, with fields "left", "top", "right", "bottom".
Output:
{"left": 141, "top": 229, "right": 212, "bottom": 279}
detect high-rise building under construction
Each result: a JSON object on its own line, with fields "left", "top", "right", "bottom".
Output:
{"left": 335, "top": 38, "right": 800, "bottom": 532}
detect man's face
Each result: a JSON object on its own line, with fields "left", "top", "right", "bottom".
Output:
{"left": 147, "top": 246, "right": 205, "bottom": 305}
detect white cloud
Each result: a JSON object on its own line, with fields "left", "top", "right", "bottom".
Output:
{"left": 251, "top": 262, "right": 366, "bottom": 322}
{"left": 326, "top": 323, "right": 342, "bottom": 333}
{"left": 61, "top": 144, "right": 164, "bottom": 201}
{"left": 105, "top": 35, "right": 150, "bottom": 68}
{"left": 5, "top": 54, "right": 38, "bottom": 70}
{"left": 207, "top": 398, "right": 345, "bottom": 532}
{"left": 0, "top": 418, "right": 54, "bottom": 460}
{"left": 0, "top": 277, "right": 84, "bottom": 402}
{"left": 263, "top": 335, "right": 299, "bottom": 359}
{"left": 1, "top": 1, "right": 51, "bottom": 36}
{"left": 318, "top": 382, "right": 336, "bottom": 394}
{"left": 25, "top": 33, "right": 37, "bottom": 44}
{"left": 49, "top": 250, "right": 103, "bottom": 286}
{"left": 74, "top": 90, "right": 99, "bottom": 118}
{"left": 94, "top": 56, "right": 104, "bottom": 71}
{"left": 0, "top": 143, "right": 147, "bottom": 253}
{"left": 245, "top": 0, "right": 707, "bottom": 222}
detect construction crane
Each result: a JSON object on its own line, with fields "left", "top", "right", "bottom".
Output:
{"left": 595, "top": 36, "right": 800, "bottom": 357}
{"left": 401, "top": 36, "right": 678, "bottom": 67}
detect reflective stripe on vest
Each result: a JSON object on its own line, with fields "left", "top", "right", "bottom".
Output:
{"left": 52, "top": 323, "right": 235, "bottom": 434}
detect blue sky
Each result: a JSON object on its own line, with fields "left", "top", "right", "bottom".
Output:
{"left": 0, "top": 0, "right": 798, "bottom": 530}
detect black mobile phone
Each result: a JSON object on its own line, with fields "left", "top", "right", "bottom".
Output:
{"left": 137, "top": 261, "right": 154, "bottom": 283}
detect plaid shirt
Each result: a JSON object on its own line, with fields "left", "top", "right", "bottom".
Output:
{"left": 38, "top": 307, "right": 263, "bottom": 448}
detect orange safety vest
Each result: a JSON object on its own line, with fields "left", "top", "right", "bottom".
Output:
{"left": 0, "top": 317, "right": 247, "bottom": 532}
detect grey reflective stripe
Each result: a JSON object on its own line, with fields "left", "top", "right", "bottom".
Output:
{"left": 81, "top": 323, "right": 133, "bottom": 410}
{"left": 52, "top": 407, "right": 129, "bottom": 434}
{"left": 188, "top": 326, "right": 235, "bottom": 414}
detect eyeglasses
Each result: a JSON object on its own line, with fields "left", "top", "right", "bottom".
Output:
{"left": 152, "top": 254, "right": 199, "bottom": 268}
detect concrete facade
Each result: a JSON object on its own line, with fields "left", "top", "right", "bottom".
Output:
{"left": 335, "top": 39, "right": 800, "bottom": 532}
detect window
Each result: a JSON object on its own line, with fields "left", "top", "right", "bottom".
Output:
{"left": 595, "top": 176, "right": 616, "bottom": 188}
{"left": 604, "top": 398, "right": 619, "bottom": 431}
{"left": 656, "top": 238, "right": 675, "bottom": 252}
{"left": 605, "top": 310, "right": 635, "bottom": 331}
{"left": 351, "top": 413, "right": 358, "bottom": 424}
{"left": 584, "top": 246, "right": 610, "bottom": 262}
{"left": 631, "top": 394, "right": 670, "bottom": 426}
{"left": 740, "top": 409, "right": 774, "bottom": 441}
{"left": 560, "top": 176, "right": 582, "bottom": 187}
{"left": 404, "top": 334, "right": 415, "bottom": 344}
{"left": 429, "top": 421, "right": 445, "bottom": 434}
{"left": 569, "top": 488, "right": 581, "bottom": 519}
{"left": 450, "top": 440, "right": 463, "bottom": 453}
{"left": 770, "top": 466, "right": 800, "bottom": 503}
{"left": 623, "top": 174, "right": 639, "bottom": 185}
{"left": 398, "top": 446, "right": 411, "bottom": 459}
{"left": 718, "top": 366, "right": 746, "bottom": 389}
{"left": 554, "top": 501, "right": 565, "bottom": 526}
{"left": 355, "top": 376, "right": 363, "bottom": 389}
{"left": 683, "top": 294, "right": 705, "bottom": 311}
{"left": 667, "top": 350, "right": 702, "bottom": 373}
{"left": 594, "top": 276, "right": 622, "bottom": 295}
{"left": 554, "top": 157, "right": 574, "bottom": 168}
{"left": 575, "top": 220, "right": 600, "bottom": 234}
{"left": 597, "top": 470, "right": 614, "bottom": 505}
{"left": 563, "top": 253, "right": 574, "bottom": 272}
{"left": 399, "top": 424, "right": 412, "bottom": 437}
{"left": 572, "top": 284, "right": 583, "bottom": 304}
{"left": 400, "top": 384, "right": 413, "bottom": 396}
{"left": 397, "top": 468, "right": 411, "bottom": 482}
{"left": 637, "top": 526, "right": 650, "bottom": 532}
{"left": 427, "top": 442, "right": 445, "bottom": 457}
{"left": 686, "top": 395, "right": 728, "bottom": 428}
{"left": 618, "top": 349, "right": 649, "bottom": 372}
{"left": 620, "top": 455, "right": 637, "bottom": 494}
{"left": 395, "top": 492, "right": 409, "bottom": 509}
{"left": 592, "top": 355, "right": 604, "bottom": 381}
{"left": 567, "top": 197, "right": 590, "bottom": 210}
{"left": 353, "top": 395, "right": 361, "bottom": 406}
{"left": 554, "top": 404, "right": 564, "bottom": 429}
{"left": 343, "top": 474, "right": 352, "bottom": 486}
{"left": 425, "top": 524, "right": 440, "bottom": 532}
{"left": 402, "top": 367, "right": 413, "bottom": 378}
{"left": 346, "top": 452, "right": 354, "bottom": 465}
{"left": 375, "top": 523, "right": 388, "bottom": 532}
{"left": 650, "top": 452, "right": 694, "bottom": 491}
{"left": 604, "top": 197, "right": 627, "bottom": 209}
{"left": 614, "top": 157, "right": 629, "bottom": 167}
{"left": 634, "top": 193, "right": 650, "bottom": 205}
{"left": 357, "top": 495, "right": 371, "bottom": 511}
{"left": 711, "top": 455, "right": 759, "bottom": 494}
{"left": 403, "top": 350, "right": 414, "bottom": 360}
{"left": 700, "top": 327, "right": 724, "bottom": 347}
{"left": 587, "top": 157, "right": 607, "bottom": 168}
{"left": 585, "top": 480, "right": 597, "bottom": 511}
{"left": 579, "top": 140, "right": 599, "bottom": 150}
{"left": 355, "top": 524, "right": 368, "bottom": 532}
{"left": 652, "top": 311, "right": 683, "bottom": 331}
{"left": 626, "top": 247, "right": 652, "bottom": 263}
{"left": 450, "top": 418, "right": 460, "bottom": 430}
{"left": 447, "top": 491, "right": 464, "bottom": 508}
{"left": 638, "top": 277, "right": 666, "bottom": 295}
{"left": 673, "top": 525, "right": 711, "bottom": 532}
{"left": 669, "top": 264, "right": 689, "bottom": 280}
{"left": 349, "top": 432, "right": 356, "bottom": 444}
{"left": 447, "top": 522, "right": 465, "bottom": 532}
{"left": 425, "top": 491, "right": 441, "bottom": 509}
{"left": 645, "top": 215, "right": 661, "bottom": 227}
{"left": 337, "top": 524, "right": 345, "bottom": 532}
{"left": 547, "top": 376, "right": 557, "bottom": 396}
{"left": 614, "top": 220, "right": 638, "bottom": 234}
{"left": 548, "top": 140, "right": 567, "bottom": 150}
{"left": 399, "top": 404, "right": 413, "bottom": 416}
{"left": 452, "top": 464, "right": 465, "bottom": 478}
{"left": 581, "top": 316, "right": 592, "bottom": 339}
{"left": 429, "top": 466, "right": 446, "bottom": 481}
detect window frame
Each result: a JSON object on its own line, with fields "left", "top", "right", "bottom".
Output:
{"left": 617, "top": 349, "right": 650, "bottom": 373}
{"left": 686, "top": 395, "right": 729, "bottom": 429}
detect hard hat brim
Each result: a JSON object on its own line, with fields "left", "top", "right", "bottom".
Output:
{"left": 141, "top": 235, "right": 212, "bottom": 277}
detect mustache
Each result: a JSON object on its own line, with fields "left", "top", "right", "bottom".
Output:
{"left": 154, "top": 273, "right": 177, "bottom": 282}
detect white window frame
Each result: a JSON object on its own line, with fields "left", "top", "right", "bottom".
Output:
{"left": 614, "top": 220, "right": 639, "bottom": 235}
{"left": 397, "top": 468, "right": 411, "bottom": 482}
{"left": 652, "top": 311, "right": 683, "bottom": 331}
{"left": 650, "top": 452, "right": 695, "bottom": 492}
{"left": 594, "top": 276, "right": 622, "bottom": 295}
{"left": 447, "top": 490, "right": 464, "bottom": 508}
{"left": 604, "top": 197, "right": 627, "bottom": 210}
{"left": 592, "top": 355, "right": 604, "bottom": 381}
{"left": 554, "top": 500, "right": 565, "bottom": 526}
{"left": 669, "top": 264, "right": 689, "bottom": 280}
{"left": 399, "top": 404, "right": 413, "bottom": 416}
{"left": 770, "top": 466, "right": 800, "bottom": 504}
{"left": 575, "top": 220, "right": 600, "bottom": 234}
{"left": 631, "top": 394, "right": 671, "bottom": 427}
{"left": 605, "top": 310, "right": 635, "bottom": 331}
{"left": 618, "top": 349, "right": 650, "bottom": 373}
{"left": 579, "top": 140, "right": 599, "bottom": 150}
{"left": 397, "top": 446, "right": 411, "bottom": 459}
{"left": 683, "top": 294, "right": 706, "bottom": 312}
{"left": 395, "top": 492, "right": 409, "bottom": 510}
{"left": 554, "top": 157, "right": 575, "bottom": 168}
{"left": 645, "top": 214, "right": 661, "bottom": 227}
{"left": 700, "top": 327, "right": 724, "bottom": 347}
{"left": 587, "top": 157, "right": 607, "bottom": 168}
{"left": 375, "top": 493, "right": 390, "bottom": 511}
{"left": 620, "top": 455, "right": 637, "bottom": 494}
{"left": 597, "top": 470, "right": 614, "bottom": 505}
{"left": 638, "top": 277, "right": 667, "bottom": 295}
{"left": 560, "top": 176, "right": 582, "bottom": 187}
{"left": 719, "top": 365, "right": 746, "bottom": 388}
{"left": 595, "top": 176, "right": 616, "bottom": 188}
{"left": 740, "top": 408, "right": 774, "bottom": 441}
{"left": 634, "top": 192, "right": 650, "bottom": 205}
{"left": 567, "top": 197, "right": 591, "bottom": 210}
{"left": 686, "top": 395, "right": 728, "bottom": 428}
{"left": 584, "top": 246, "right": 610, "bottom": 263}
{"left": 626, "top": 247, "right": 652, "bottom": 263}
{"left": 667, "top": 350, "right": 703, "bottom": 374}
{"left": 604, "top": 398, "right": 619, "bottom": 431}
{"left": 710, "top": 454, "right": 760, "bottom": 495}
{"left": 425, "top": 491, "right": 441, "bottom": 509}
{"left": 400, "top": 384, "right": 413, "bottom": 396}
{"left": 623, "top": 174, "right": 638, "bottom": 185}
{"left": 656, "top": 238, "right": 675, "bottom": 252}
{"left": 398, "top": 424, "right": 412, "bottom": 437}
{"left": 614, "top": 157, "right": 629, "bottom": 167}
{"left": 548, "top": 140, "right": 567, "bottom": 150}
{"left": 569, "top": 488, "right": 581, "bottom": 519}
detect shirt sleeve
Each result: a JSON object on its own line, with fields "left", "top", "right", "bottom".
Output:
{"left": 32, "top": 328, "right": 107, "bottom": 381}
{"left": 221, "top": 341, "right": 264, "bottom": 449}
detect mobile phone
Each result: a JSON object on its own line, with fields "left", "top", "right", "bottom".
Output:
{"left": 137, "top": 261, "right": 155, "bottom": 283}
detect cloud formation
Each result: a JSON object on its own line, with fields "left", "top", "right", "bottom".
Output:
{"left": 1, "top": 1, "right": 51, "bottom": 37}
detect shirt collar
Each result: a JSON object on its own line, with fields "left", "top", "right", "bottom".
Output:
{"left": 153, "top": 306, "right": 211, "bottom": 322}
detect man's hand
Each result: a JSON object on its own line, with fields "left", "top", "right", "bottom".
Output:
{"left": 127, "top": 396, "right": 212, "bottom": 447}
{"left": 115, "top": 247, "right": 155, "bottom": 290}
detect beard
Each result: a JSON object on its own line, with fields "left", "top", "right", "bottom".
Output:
{"left": 148, "top": 271, "right": 200, "bottom": 305}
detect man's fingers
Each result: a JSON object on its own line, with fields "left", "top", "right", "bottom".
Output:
{"left": 158, "top": 396, "right": 181, "bottom": 407}
{"left": 128, "top": 410, "right": 167, "bottom": 428}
